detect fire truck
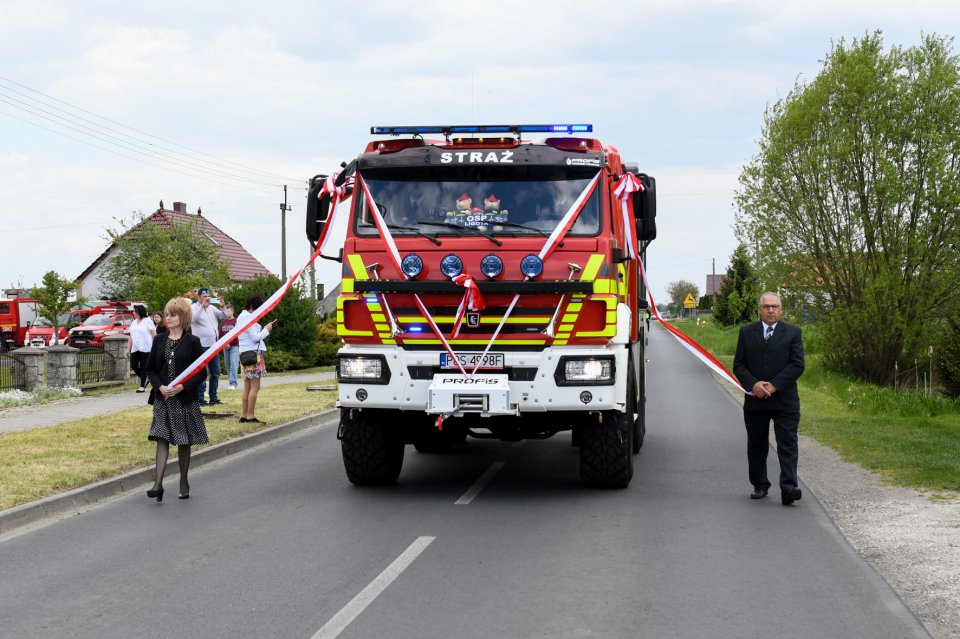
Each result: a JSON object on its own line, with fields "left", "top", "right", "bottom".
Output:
{"left": 0, "top": 294, "right": 40, "bottom": 352}
{"left": 306, "top": 124, "right": 657, "bottom": 488}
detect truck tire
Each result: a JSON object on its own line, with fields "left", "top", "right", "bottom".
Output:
{"left": 579, "top": 411, "right": 633, "bottom": 488}
{"left": 339, "top": 408, "right": 404, "bottom": 485}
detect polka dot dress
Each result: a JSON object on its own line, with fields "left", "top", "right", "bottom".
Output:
{"left": 148, "top": 336, "right": 209, "bottom": 446}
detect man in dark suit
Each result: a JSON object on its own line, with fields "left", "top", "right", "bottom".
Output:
{"left": 733, "top": 292, "right": 805, "bottom": 505}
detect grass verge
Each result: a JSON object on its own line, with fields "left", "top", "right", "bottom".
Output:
{"left": 671, "top": 319, "right": 960, "bottom": 494}
{"left": 0, "top": 383, "right": 337, "bottom": 510}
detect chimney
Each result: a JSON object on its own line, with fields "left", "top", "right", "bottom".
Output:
{"left": 173, "top": 202, "right": 187, "bottom": 213}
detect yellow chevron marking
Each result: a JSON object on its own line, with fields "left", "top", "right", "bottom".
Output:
{"left": 347, "top": 254, "right": 369, "bottom": 280}
{"left": 581, "top": 253, "right": 605, "bottom": 281}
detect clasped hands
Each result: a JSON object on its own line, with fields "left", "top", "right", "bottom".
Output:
{"left": 752, "top": 381, "right": 777, "bottom": 398}
{"left": 158, "top": 384, "right": 184, "bottom": 398}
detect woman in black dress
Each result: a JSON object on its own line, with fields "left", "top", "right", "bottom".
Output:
{"left": 145, "top": 297, "right": 208, "bottom": 502}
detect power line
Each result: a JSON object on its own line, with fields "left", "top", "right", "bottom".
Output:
{"left": 0, "top": 78, "right": 304, "bottom": 192}
{"left": 0, "top": 75, "right": 302, "bottom": 184}
{"left": 0, "top": 106, "right": 278, "bottom": 194}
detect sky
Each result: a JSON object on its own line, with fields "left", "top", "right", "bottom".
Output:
{"left": 2, "top": 0, "right": 959, "bottom": 306}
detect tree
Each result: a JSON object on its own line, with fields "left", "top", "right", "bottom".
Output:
{"left": 99, "top": 214, "right": 231, "bottom": 313}
{"left": 736, "top": 33, "right": 960, "bottom": 384}
{"left": 714, "top": 244, "right": 759, "bottom": 326}
{"left": 666, "top": 279, "right": 699, "bottom": 316}
{"left": 31, "top": 271, "right": 83, "bottom": 343}
{"left": 225, "top": 274, "right": 319, "bottom": 367}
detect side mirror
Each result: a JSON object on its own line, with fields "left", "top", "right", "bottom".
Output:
{"left": 632, "top": 173, "right": 657, "bottom": 241}
{"left": 306, "top": 174, "right": 330, "bottom": 244}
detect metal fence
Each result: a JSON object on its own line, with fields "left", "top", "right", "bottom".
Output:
{"left": 76, "top": 347, "right": 116, "bottom": 386}
{"left": 0, "top": 353, "right": 27, "bottom": 392}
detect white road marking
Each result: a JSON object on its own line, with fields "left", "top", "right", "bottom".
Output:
{"left": 455, "top": 461, "right": 506, "bottom": 505}
{"left": 311, "top": 536, "right": 435, "bottom": 639}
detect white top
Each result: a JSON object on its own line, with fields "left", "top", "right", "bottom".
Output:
{"left": 191, "top": 301, "right": 226, "bottom": 347}
{"left": 237, "top": 309, "right": 271, "bottom": 352}
{"left": 129, "top": 317, "right": 156, "bottom": 353}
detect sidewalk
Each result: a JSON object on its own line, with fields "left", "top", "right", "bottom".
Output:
{"left": 0, "top": 370, "right": 336, "bottom": 435}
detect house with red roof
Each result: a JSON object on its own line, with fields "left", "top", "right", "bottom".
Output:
{"left": 77, "top": 201, "right": 272, "bottom": 298}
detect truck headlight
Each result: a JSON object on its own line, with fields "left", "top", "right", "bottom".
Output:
{"left": 554, "top": 356, "right": 615, "bottom": 386}
{"left": 337, "top": 354, "right": 391, "bottom": 385}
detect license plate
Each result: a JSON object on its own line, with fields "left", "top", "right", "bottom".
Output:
{"left": 439, "top": 352, "right": 504, "bottom": 370}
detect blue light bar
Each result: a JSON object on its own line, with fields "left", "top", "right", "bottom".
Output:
{"left": 407, "top": 325, "right": 423, "bottom": 333}
{"left": 371, "top": 124, "right": 593, "bottom": 136}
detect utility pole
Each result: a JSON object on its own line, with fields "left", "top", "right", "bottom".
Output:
{"left": 280, "top": 185, "right": 291, "bottom": 280}
{"left": 712, "top": 257, "right": 716, "bottom": 312}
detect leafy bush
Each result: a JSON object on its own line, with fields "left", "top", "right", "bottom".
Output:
{"left": 936, "top": 317, "right": 960, "bottom": 399}
{"left": 264, "top": 349, "right": 307, "bottom": 372}
{"left": 315, "top": 315, "right": 341, "bottom": 366}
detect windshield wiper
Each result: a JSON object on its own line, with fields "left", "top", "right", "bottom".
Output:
{"left": 416, "top": 221, "right": 503, "bottom": 246}
{"left": 361, "top": 222, "right": 441, "bottom": 246}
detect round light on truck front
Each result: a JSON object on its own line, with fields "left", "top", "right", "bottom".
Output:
{"left": 519, "top": 254, "right": 543, "bottom": 279}
{"left": 480, "top": 254, "right": 503, "bottom": 279}
{"left": 440, "top": 254, "right": 463, "bottom": 277}
{"left": 401, "top": 254, "right": 424, "bottom": 279}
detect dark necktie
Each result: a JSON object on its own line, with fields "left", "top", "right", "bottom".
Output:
{"left": 764, "top": 325, "right": 774, "bottom": 341}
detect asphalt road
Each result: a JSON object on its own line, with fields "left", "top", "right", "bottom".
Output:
{"left": 0, "top": 326, "right": 929, "bottom": 638}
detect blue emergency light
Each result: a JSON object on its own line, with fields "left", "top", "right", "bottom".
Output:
{"left": 370, "top": 124, "right": 593, "bottom": 136}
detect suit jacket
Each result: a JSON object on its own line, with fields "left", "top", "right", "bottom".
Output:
{"left": 733, "top": 320, "right": 805, "bottom": 412}
{"left": 145, "top": 330, "right": 206, "bottom": 406}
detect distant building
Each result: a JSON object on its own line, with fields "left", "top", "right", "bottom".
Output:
{"left": 77, "top": 201, "right": 272, "bottom": 299}
{"left": 706, "top": 274, "right": 726, "bottom": 296}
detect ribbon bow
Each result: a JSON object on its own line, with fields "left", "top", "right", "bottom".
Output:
{"left": 451, "top": 272, "right": 485, "bottom": 338}
{"left": 316, "top": 171, "right": 352, "bottom": 256}
{"left": 613, "top": 173, "right": 645, "bottom": 260}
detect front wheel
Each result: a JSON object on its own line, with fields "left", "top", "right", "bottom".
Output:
{"left": 339, "top": 408, "right": 404, "bottom": 485}
{"left": 579, "top": 411, "right": 633, "bottom": 488}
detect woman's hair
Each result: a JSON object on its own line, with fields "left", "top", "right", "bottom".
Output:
{"left": 164, "top": 297, "right": 193, "bottom": 331}
{"left": 133, "top": 304, "right": 148, "bottom": 319}
{"left": 244, "top": 294, "right": 263, "bottom": 311}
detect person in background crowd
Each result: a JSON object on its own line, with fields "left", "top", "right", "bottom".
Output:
{"left": 128, "top": 305, "right": 156, "bottom": 393}
{"left": 219, "top": 304, "right": 240, "bottom": 390}
{"left": 237, "top": 295, "right": 277, "bottom": 424}
{"left": 145, "top": 297, "right": 207, "bottom": 502}
{"left": 152, "top": 312, "right": 167, "bottom": 335}
{"left": 190, "top": 287, "right": 226, "bottom": 406}
{"left": 733, "top": 291, "right": 806, "bottom": 506}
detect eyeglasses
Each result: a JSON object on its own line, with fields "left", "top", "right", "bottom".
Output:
{"left": 760, "top": 304, "right": 781, "bottom": 310}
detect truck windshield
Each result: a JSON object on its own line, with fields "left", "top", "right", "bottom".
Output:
{"left": 358, "top": 168, "right": 601, "bottom": 237}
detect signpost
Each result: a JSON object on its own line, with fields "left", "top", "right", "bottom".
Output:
{"left": 683, "top": 292, "right": 697, "bottom": 318}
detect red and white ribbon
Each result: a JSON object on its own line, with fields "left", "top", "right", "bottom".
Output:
{"left": 613, "top": 173, "right": 644, "bottom": 260}
{"left": 357, "top": 174, "right": 469, "bottom": 376}
{"left": 451, "top": 272, "right": 485, "bottom": 338}
{"left": 316, "top": 171, "right": 352, "bottom": 257}
{"left": 169, "top": 246, "right": 323, "bottom": 389}
{"left": 469, "top": 172, "right": 602, "bottom": 376}
{"left": 636, "top": 258, "right": 750, "bottom": 394}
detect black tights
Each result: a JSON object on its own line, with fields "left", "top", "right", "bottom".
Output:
{"left": 152, "top": 440, "right": 192, "bottom": 494}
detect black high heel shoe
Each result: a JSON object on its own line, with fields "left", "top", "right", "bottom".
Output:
{"left": 147, "top": 487, "right": 164, "bottom": 502}
{"left": 179, "top": 483, "right": 190, "bottom": 499}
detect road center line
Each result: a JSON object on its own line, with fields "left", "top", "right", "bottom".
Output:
{"left": 455, "top": 461, "right": 506, "bottom": 505}
{"left": 312, "top": 536, "right": 435, "bottom": 639}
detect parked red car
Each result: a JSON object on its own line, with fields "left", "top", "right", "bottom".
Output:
{"left": 67, "top": 307, "right": 136, "bottom": 348}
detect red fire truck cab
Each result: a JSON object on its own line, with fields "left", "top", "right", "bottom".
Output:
{"left": 307, "top": 124, "right": 657, "bottom": 488}
{"left": 0, "top": 296, "right": 41, "bottom": 352}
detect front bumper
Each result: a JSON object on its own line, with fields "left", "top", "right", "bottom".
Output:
{"left": 336, "top": 345, "right": 628, "bottom": 417}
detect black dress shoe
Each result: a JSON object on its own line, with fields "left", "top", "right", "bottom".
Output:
{"left": 781, "top": 487, "right": 802, "bottom": 505}
{"left": 750, "top": 487, "right": 768, "bottom": 499}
